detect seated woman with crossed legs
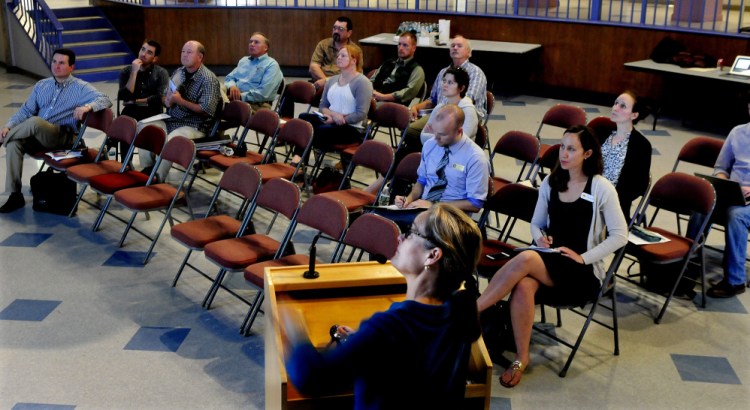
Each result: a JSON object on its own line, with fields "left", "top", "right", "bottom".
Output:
{"left": 476, "top": 125, "right": 628, "bottom": 388}
{"left": 282, "top": 204, "right": 482, "bottom": 408}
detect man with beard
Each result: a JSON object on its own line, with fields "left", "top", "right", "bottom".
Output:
{"left": 309, "top": 16, "right": 363, "bottom": 90}
{"left": 370, "top": 31, "right": 425, "bottom": 106}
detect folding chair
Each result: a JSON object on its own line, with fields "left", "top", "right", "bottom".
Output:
{"left": 239, "top": 194, "right": 350, "bottom": 335}
{"left": 532, "top": 245, "right": 626, "bottom": 377}
{"left": 88, "top": 125, "right": 167, "bottom": 231}
{"left": 187, "top": 100, "right": 253, "bottom": 192}
{"left": 534, "top": 104, "right": 586, "bottom": 168}
{"left": 369, "top": 102, "right": 410, "bottom": 149}
{"left": 65, "top": 115, "right": 138, "bottom": 217}
{"left": 37, "top": 107, "right": 114, "bottom": 172}
{"left": 319, "top": 140, "right": 395, "bottom": 212}
{"left": 276, "top": 80, "right": 316, "bottom": 121}
{"left": 586, "top": 116, "right": 616, "bottom": 145}
{"left": 616, "top": 172, "right": 716, "bottom": 324}
{"left": 272, "top": 77, "right": 286, "bottom": 112}
{"left": 476, "top": 183, "right": 539, "bottom": 279}
{"left": 490, "top": 130, "right": 539, "bottom": 193}
{"left": 336, "top": 212, "right": 400, "bottom": 263}
{"left": 201, "top": 178, "right": 302, "bottom": 310}
{"left": 208, "top": 108, "right": 280, "bottom": 172}
{"left": 110, "top": 136, "right": 197, "bottom": 264}
{"left": 254, "top": 118, "right": 314, "bottom": 185}
{"left": 170, "top": 163, "right": 262, "bottom": 288}
{"left": 672, "top": 136, "right": 724, "bottom": 230}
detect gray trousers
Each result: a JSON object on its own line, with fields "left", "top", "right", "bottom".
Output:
{"left": 4, "top": 117, "right": 71, "bottom": 193}
{"left": 136, "top": 121, "right": 204, "bottom": 183}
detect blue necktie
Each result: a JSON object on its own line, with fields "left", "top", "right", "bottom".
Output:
{"left": 425, "top": 147, "right": 450, "bottom": 202}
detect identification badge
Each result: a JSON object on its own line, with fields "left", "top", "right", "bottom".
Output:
{"left": 452, "top": 163, "right": 465, "bottom": 172}
{"left": 580, "top": 192, "right": 594, "bottom": 202}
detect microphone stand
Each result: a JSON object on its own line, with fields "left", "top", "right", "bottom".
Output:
{"left": 303, "top": 232, "right": 323, "bottom": 279}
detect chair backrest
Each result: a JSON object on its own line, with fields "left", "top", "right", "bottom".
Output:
{"left": 280, "top": 80, "right": 316, "bottom": 108}
{"left": 296, "top": 195, "right": 349, "bottom": 242}
{"left": 218, "top": 162, "right": 262, "bottom": 200}
{"left": 223, "top": 100, "right": 253, "bottom": 130}
{"left": 342, "top": 213, "right": 400, "bottom": 260}
{"left": 393, "top": 152, "right": 421, "bottom": 182}
{"left": 484, "top": 91, "right": 495, "bottom": 125}
{"left": 474, "top": 123, "right": 487, "bottom": 149}
{"left": 536, "top": 104, "right": 587, "bottom": 138}
{"left": 647, "top": 172, "right": 716, "bottom": 222}
{"left": 274, "top": 118, "right": 314, "bottom": 154}
{"left": 350, "top": 140, "right": 394, "bottom": 176}
{"left": 272, "top": 77, "right": 286, "bottom": 111}
{"left": 160, "top": 135, "right": 196, "bottom": 170}
{"left": 672, "top": 136, "right": 724, "bottom": 172}
{"left": 483, "top": 183, "right": 539, "bottom": 223}
{"left": 586, "top": 116, "right": 616, "bottom": 145}
{"left": 134, "top": 125, "right": 167, "bottom": 156}
{"left": 255, "top": 177, "right": 301, "bottom": 221}
{"left": 539, "top": 143, "right": 561, "bottom": 170}
{"left": 107, "top": 115, "right": 138, "bottom": 146}
{"left": 492, "top": 130, "right": 540, "bottom": 165}
{"left": 72, "top": 107, "right": 114, "bottom": 149}
{"left": 247, "top": 108, "right": 280, "bottom": 137}
{"left": 372, "top": 102, "right": 410, "bottom": 130}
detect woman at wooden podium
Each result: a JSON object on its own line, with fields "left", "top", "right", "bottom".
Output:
{"left": 281, "top": 204, "right": 482, "bottom": 409}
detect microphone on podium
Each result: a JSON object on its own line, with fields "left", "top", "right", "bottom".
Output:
{"left": 303, "top": 232, "right": 323, "bottom": 279}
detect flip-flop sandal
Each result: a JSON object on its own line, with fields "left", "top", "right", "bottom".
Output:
{"left": 499, "top": 360, "right": 525, "bottom": 388}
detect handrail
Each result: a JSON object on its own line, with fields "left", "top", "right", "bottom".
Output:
{"left": 8, "top": 0, "right": 64, "bottom": 65}
{"left": 100, "top": 0, "right": 750, "bottom": 37}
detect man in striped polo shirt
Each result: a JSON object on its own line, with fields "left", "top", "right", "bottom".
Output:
{"left": 0, "top": 48, "right": 112, "bottom": 213}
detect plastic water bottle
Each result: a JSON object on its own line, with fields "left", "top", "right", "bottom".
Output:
{"left": 378, "top": 185, "right": 391, "bottom": 206}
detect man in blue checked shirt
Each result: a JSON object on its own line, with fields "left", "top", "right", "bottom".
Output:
{"left": 224, "top": 32, "right": 283, "bottom": 112}
{"left": 0, "top": 48, "right": 112, "bottom": 213}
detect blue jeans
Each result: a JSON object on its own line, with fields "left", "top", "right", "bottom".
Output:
{"left": 724, "top": 205, "right": 750, "bottom": 286}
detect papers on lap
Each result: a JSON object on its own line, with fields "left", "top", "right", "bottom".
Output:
{"left": 514, "top": 246, "right": 561, "bottom": 253}
{"left": 46, "top": 150, "right": 83, "bottom": 160}
{"left": 139, "top": 113, "right": 171, "bottom": 123}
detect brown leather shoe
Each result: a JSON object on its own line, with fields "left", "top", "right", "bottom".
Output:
{"left": 0, "top": 193, "right": 25, "bottom": 213}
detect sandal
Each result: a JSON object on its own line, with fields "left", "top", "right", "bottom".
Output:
{"left": 499, "top": 360, "right": 525, "bottom": 388}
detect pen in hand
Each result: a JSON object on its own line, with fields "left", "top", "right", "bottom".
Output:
{"left": 539, "top": 228, "right": 553, "bottom": 247}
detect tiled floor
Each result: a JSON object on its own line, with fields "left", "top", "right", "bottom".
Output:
{"left": 0, "top": 68, "right": 748, "bottom": 409}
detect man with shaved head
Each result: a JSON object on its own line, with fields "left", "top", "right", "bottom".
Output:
{"left": 139, "top": 40, "right": 221, "bottom": 182}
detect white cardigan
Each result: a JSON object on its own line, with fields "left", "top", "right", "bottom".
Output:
{"left": 531, "top": 175, "right": 628, "bottom": 282}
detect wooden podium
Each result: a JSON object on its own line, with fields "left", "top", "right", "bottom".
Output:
{"left": 264, "top": 261, "right": 492, "bottom": 409}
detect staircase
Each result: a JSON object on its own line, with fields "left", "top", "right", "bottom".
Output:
{"left": 54, "top": 7, "right": 133, "bottom": 82}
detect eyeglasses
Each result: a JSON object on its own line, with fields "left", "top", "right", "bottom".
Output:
{"left": 405, "top": 226, "right": 435, "bottom": 245}
{"left": 332, "top": 25, "right": 348, "bottom": 32}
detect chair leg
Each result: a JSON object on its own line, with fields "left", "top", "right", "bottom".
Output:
{"left": 92, "top": 196, "right": 114, "bottom": 231}
{"left": 118, "top": 212, "right": 138, "bottom": 247}
{"left": 202, "top": 269, "right": 227, "bottom": 309}
{"left": 142, "top": 207, "right": 175, "bottom": 264}
{"left": 611, "top": 283, "right": 620, "bottom": 356}
{"left": 172, "top": 249, "right": 193, "bottom": 287}
{"left": 655, "top": 258, "right": 692, "bottom": 324}
{"left": 69, "top": 184, "right": 88, "bottom": 218}
{"left": 240, "top": 290, "right": 264, "bottom": 335}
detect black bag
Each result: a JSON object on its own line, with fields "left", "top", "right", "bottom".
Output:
{"left": 479, "top": 300, "right": 516, "bottom": 364}
{"left": 650, "top": 37, "right": 686, "bottom": 64}
{"left": 639, "top": 258, "right": 699, "bottom": 298}
{"left": 312, "top": 166, "right": 349, "bottom": 194}
{"left": 30, "top": 169, "right": 77, "bottom": 215}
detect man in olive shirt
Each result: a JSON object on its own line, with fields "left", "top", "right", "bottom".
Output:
{"left": 309, "top": 16, "right": 363, "bottom": 90}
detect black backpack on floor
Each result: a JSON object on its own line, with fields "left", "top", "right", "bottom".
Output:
{"left": 30, "top": 168, "right": 77, "bottom": 215}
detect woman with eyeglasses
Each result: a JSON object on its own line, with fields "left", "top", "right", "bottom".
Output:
{"left": 420, "top": 66, "right": 478, "bottom": 144}
{"left": 476, "top": 125, "right": 628, "bottom": 388}
{"left": 281, "top": 204, "right": 482, "bottom": 409}
{"left": 292, "top": 44, "right": 372, "bottom": 166}
{"left": 604, "top": 90, "right": 652, "bottom": 219}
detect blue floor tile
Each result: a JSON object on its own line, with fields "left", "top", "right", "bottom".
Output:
{"left": 502, "top": 100, "right": 526, "bottom": 106}
{"left": 124, "top": 326, "right": 191, "bottom": 352}
{"left": 0, "top": 233, "right": 53, "bottom": 247}
{"left": 583, "top": 107, "right": 600, "bottom": 113}
{"left": 641, "top": 129, "right": 671, "bottom": 137}
{"left": 4, "top": 102, "right": 23, "bottom": 108}
{"left": 489, "top": 114, "right": 506, "bottom": 121}
{"left": 0, "top": 299, "right": 61, "bottom": 321}
{"left": 6, "top": 84, "right": 30, "bottom": 89}
{"left": 700, "top": 296, "right": 748, "bottom": 314}
{"left": 12, "top": 404, "right": 76, "bottom": 410}
{"left": 671, "top": 354, "right": 742, "bottom": 384}
{"left": 490, "top": 397, "right": 512, "bottom": 410}
{"left": 652, "top": 147, "right": 661, "bottom": 156}
{"left": 103, "top": 251, "right": 154, "bottom": 267}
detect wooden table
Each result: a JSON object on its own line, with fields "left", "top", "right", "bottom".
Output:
{"left": 264, "top": 261, "right": 492, "bottom": 409}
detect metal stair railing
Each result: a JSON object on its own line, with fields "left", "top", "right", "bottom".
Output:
{"left": 9, "top": 0, "right": 64, "bottom": 65}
